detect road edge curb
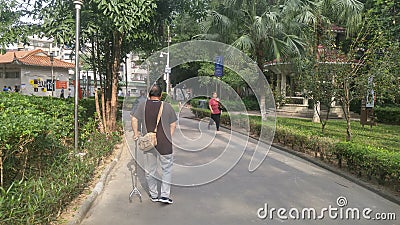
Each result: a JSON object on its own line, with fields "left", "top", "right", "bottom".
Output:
{"left": 67, "top": 141, "right": 125, "bottom": 225}
{"left": 270, "top": 142, "right": 400, "bottom": 206}
{"left": 189, "top": 115, "right": 400, "bottom": 206}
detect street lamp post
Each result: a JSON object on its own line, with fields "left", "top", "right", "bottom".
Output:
{"left": 159, "top": 51, "right": 169, "bottom": 94}
{"left": 86, "top": 70, "right": 89, "bottom": 98}
{"left": 74, "top": 0, "right": 83, "bottom": 152}
{"left": 160, "top": 25, "right": 171, "bottom": 95}
{"left": 49, "top": 52, "right": 54, "bottom": 97}
{"left": 82, "top": 70, "right": 86, "bottom": 97}
{"left": 146, "top": 63, "right": 150, "bottom": 94}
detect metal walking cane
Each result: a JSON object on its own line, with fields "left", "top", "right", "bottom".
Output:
{"left": 129, "top": 139, "right": 142, "bottom": 202}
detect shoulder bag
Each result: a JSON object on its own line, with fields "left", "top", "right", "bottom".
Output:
{"left": 138, "top": 102, "right": 164, "bottom": 151}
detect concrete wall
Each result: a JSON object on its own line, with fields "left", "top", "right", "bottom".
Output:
{"left": 20, "top": 66, "right": 70, "bottom": 97}
{"left": 0, "top": 78, "right": 20, "bottom": 90}
{"left": 0, "top": 65, "right": 71, "bottom": 97}
{"left": 0, "top": 64, "right": 20, "bottom": 90}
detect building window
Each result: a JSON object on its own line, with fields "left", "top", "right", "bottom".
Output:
{"left": 5, "top": 72, "right": 20, "bottom": 79}
{"left": 63, "top": 54, "right": 72, "bottom": 60}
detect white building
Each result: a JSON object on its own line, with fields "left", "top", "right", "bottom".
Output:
{"left": 7, "top": 35, "right": 73, "bottom": 62}
{"left": 7, "top": 37, "right": 149, "bottom": 98}
{"left": 0, "top": 49, "right": 74, "bottom": 97}
{"left": 120, "top": 53, "right": 148, "bottom": 97}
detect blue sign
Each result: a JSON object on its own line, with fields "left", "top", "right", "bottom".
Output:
{"left": 214, "top": 56, "right": 224, "bottom": 77}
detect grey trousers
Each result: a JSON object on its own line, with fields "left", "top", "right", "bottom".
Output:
{"left": 144, "top": 149, "right": 173, "bottom": 198}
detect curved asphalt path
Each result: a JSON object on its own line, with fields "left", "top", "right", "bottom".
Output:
{"left": 80, "top": 110, "right": 399, "bottom": 225}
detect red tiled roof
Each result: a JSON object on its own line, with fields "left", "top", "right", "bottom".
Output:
{"left": 317, "top": 46, "right": 361, "bottom": 64}
{"left": 0, "top": 49, "right": 74, "bottom": 68}
{"left": 331, "top": 24, "right": 346, "bottom": 33}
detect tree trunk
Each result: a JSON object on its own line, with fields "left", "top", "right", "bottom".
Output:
{"left": 259, "top": 89, "right": 266, "bottom": 118}
{"left": 92, "top": 36, "right": 104, "bottom": 133}
{"left": 342, "top": 79, "right": 352, "bottom": 141}
{"left": 345, "top": 111, "right": 352, "bottom": 141}
{"left": 256, "top": 47, "right": 267, "bottom": 118}
{"left": 101, "top": 89, "right": 107, "bottom": 133}
{"left": 105, "top": 57, "right": 111, "bottom": 127}
{"left": 97, "top": 39, "right": 108, "bottom": 133}
{"left": 125, "top": 55, "right": 128, "bottom": 96}
{"left": 313, "top": 101, "right": 321, "bottom": 123}
{"left": 0, "top": 151, "right": 3, "bottom": 187}
{"left": 321, "top": 103, "right": 332, "bottom": 133}
{"left": 103, "top": 37, "right": 115, "bottom": 134}
{"left": 108, "top": 31, "right": 123, "bottom": 132}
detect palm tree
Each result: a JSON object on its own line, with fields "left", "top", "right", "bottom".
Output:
{"left": 285, "top": 0, "right": 363, "bottom": 53}
{"left": 286, "top": 0, "right": 363, "bottom": 140}
{"left": 197, "top": 0, "right": 305, "bottom": 114}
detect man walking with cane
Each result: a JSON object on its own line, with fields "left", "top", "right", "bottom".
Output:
{"left": 131, "top": 85, "right": 177, "bottom": 204}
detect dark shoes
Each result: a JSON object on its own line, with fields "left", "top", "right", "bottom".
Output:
{"left": 150, "top": 196, "right": 173, "bottom": 204}
{"left": 150, "top": 196, "right": 159, "bottom": 202}
{"left": 159, "top": 197, "right": 173, "bottom": 204}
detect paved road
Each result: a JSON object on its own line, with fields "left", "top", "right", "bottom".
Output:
{"left": 80, "top": 111, "right": 399, "bottom": 225}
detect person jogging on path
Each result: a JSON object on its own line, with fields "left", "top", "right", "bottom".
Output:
{"left": 208, "top": 92, "right": 221, "bottom": 132}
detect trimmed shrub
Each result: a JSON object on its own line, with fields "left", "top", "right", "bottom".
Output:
{"left": 241, "top": 95, "right": 260, "bottom": 111}
{"left": 335, "top": 142, "right": 400, "bottom": 185}
{"left": 0, "top": 93, "right": 121, "bottom": 224}
{"left": 350, "top": 100, "right": 362, "bottom": 114}
{"left": 374, "top": 106, "right": 400, "bottom": 125}
{"left": 191, "top": 106, "right": 400, "bottom": 190}
{"left": 161, "top": 92, "right": 168, "bottom": 101}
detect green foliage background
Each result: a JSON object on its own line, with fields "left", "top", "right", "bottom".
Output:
{"left": 0, "top": 93, "right": 121, "bottom": 224}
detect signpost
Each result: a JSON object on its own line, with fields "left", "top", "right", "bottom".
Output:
{"left": 366, "top": 76, "right": 375, "bottom": 108}
{"left": 361, "top": 76, "right": 375, "bottom": 127}
{"left": 214, "top": 56, "right": 224, "bottom": 77}
{"left": 214, "top": 56, "right": 224, "bottom": 97}
{"left": 46, "top": 79, "right": 54, "bottom": 92}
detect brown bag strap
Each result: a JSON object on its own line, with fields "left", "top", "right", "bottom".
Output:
{"left": 154, "top": 102, "right": 164, "bottom": 133}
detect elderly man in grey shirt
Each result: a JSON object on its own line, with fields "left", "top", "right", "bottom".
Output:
{"left": 131, "top": 85, "right": 177, "bottom": 204}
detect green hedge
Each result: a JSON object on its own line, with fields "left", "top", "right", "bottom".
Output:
{"left": 240, "top": 96, "right": 260, "bottom": 111}
{"left": 335, "top": 142, "right": 400, "bottom": 185}
{"left": 0, "top": 93, "right": 121, "bottom": 224}
{"left": 375, "top": 106, "right": 400, "bottom": 125}
{"left": 191, "top": 107, "right": 400, "bottom": 190}
{"left": 189, "top": 97, "right": 209, "bottom": 108}
{"left": 189, "top": 96, "right": 259, "bottom": 111}
{"left": 0, "top": 94, "right": 77, "bottom": 187}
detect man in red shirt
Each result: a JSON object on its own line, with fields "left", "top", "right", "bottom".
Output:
{"left": 208, "top": 92, "right": 221, "bottom": 131}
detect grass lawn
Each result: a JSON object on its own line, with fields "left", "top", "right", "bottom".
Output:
{"left": 275, "top": 117, "right": 400, "bottom": 152}
{"left": 171, "top": 102, "right": 180, "bottom": 112}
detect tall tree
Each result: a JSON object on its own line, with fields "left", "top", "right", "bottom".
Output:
{"left": 31, "top": 0, "right": 157, "bottom": 133}
{"left": 361, "top": 0, "right": 400, "bottom": 105}
{"left": 298, "top": 57, "right": 338, "bottom": 133}
{"left": 289, "top": 0, "right": 364, "bottom": 136}
{"left": 0, "top": 0, "right": 31, "bottom": 52}
{"left": 198, "top": 0, "right": 305, "bottom": 115}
